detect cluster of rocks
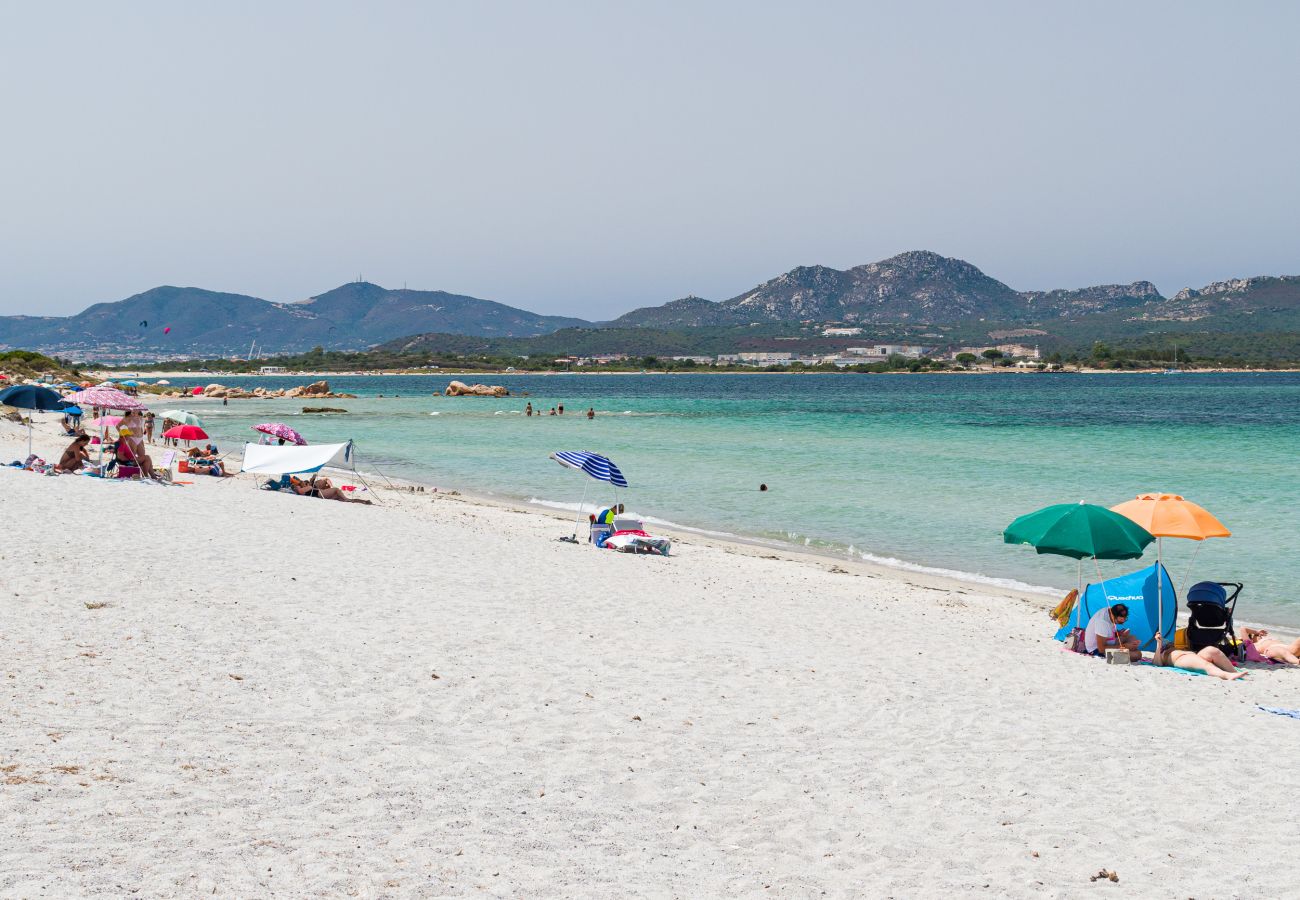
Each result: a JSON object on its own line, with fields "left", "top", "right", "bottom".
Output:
{"left": 155, "top": 380, "right": 356, "bottom": 400}
{"left": 444, "top": 380, "right": 509, "bottom": 397}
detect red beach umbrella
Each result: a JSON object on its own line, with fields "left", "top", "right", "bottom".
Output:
{"left": 190, "top": 386, "right": 205, "bottom": 396}
{"left": 163, "top": 424, "right": 209, "bottom": 444}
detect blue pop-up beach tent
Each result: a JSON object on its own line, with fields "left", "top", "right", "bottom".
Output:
{"left": 1056, "top": 562, "right": 1176, "bottom": 652}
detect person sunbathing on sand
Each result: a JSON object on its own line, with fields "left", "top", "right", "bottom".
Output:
{"left": 290, "top": 475, "right": 372, "bottom": 505}
{"left": 1239, "top": 627, "right": 1300, "bottom": 665}
{"left": 1153, "top": 643, "right": 1246, "bottom": 681}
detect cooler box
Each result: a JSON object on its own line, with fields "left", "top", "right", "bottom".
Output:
{"left": 590, "top": 523, "right": 613, "bottom": 548}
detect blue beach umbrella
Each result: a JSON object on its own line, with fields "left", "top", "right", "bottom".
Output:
{"left": 551, "top": 450, "right": 629, "bottom": 487}
{"left": 61, "top": 405, "right": 83, "bottom": 416}
{"left": 550, "top": 450, "right": 629, "bottom": 543}
{"left": 0, "top": 384, "right": 66, "bottom": 456}
{"left": 0, "top": 384, "right": 65, "bottom": 411}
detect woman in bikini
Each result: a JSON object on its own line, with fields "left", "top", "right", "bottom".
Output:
{"left": 1153, "top": 643, "right": 1245, "bottom": 681}
{"left": 1238, "top": 627, "right": 1300, "bottom": 665}
{"left": 56, "top": 434, "right": 92, "bottom": 473}
{"left": 290, "top": 475, "right": 372, "bottom": 504}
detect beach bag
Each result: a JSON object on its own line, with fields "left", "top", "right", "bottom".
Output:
{"left": 1062, "top": 627, "right": 1087, "bottom": 654}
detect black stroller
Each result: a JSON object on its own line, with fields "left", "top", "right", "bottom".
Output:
{"left": 1185, "top": 581, "right": 1244, "bottom": 659}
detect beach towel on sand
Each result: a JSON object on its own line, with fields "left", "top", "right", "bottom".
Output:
{"left": 1259, "top": 707, "right": 1300, "bottom": 719}
{"left": 1049, "top": 589, "right": 1078, "bottom": 628}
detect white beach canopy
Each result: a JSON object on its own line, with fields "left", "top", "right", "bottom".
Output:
{"left": 242, "top": 441, "right": 353, "bottom": 475}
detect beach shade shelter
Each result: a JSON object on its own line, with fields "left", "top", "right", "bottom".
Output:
{"left": 1111, "top": 493, "right": 1231, "bottom": 647}
{"left": 252, "top": 423, "right": 307, "bottom": 445}
{"left": 1055, "top": 562, "right": 1176, "bottom": 652}
{"left": 1004, "top": 501, "right": 1155, "bottom": 599}
{"left": 550, "top": 450, "right": 629, "bottom": 543}
{"left": 160, "top": 410, "right": 203, "bottom": 426}
{"left": 0, "top": 384, "right": 66, "bottom": 456}
{"left": 243, "top": 441, "right": 353, "bottom": 475}
{"left": 163, "top": 424, "right": 209, "bottom": 446}
{"left": 61, "top": 405, "right": 82, "bottom": 417}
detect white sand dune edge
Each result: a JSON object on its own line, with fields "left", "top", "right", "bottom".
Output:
{"left": 2, "top": 418, "right": 1298, "bottom": 898}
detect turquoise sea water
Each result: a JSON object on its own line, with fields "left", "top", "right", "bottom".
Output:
{"left": 178, "top": 372, "right": 1299, "bottom": 625}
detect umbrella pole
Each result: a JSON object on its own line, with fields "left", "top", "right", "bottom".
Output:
{"left": 1156, "top": 537, "right": 1164, "bottom": 650}
{"left": 571, "top": 479, "right": 590, "bottom": 542}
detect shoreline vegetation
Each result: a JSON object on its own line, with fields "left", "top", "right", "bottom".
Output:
{"left": 92, "top": 365, "right": 1300, "bottom": 380}
{"left": 7, "top": 346, "right": 1299, "bottom": 384}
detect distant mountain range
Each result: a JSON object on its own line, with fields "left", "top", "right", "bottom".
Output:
{"left": 0, "top": 282, "right": 586, "bottom": 356}
{"left": 610, "top": 251, "right": 1168, "bottom": 326}
{"left": 2, "top": 251, "right": 1297, "bottom": 358}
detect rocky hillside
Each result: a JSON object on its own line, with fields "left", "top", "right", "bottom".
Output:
{"left": 610, "top": 295, "right": 736, "bottom": 328}
{"left": 1163, "top": 276, "right": 1300, "bottom": 321}
{"left": 1022, "top": 281, "right": 1162, "bottom": 316}
{"left": 612, "top": 251, "right": 1169, "bottom": 327}
{"left": 0, "top": 283, "right": 589, "bottom": 356}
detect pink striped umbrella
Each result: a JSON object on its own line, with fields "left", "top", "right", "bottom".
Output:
{"left": 87, "top": 415, "right": 123, "bottom": 429}
{"left": 64, "top": 387, "right": 147, "bottom": 411}
{"left": 251, "top": 422, "right": 307, "bottom": 445}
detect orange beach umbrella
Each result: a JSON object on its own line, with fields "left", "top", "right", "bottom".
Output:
{"left": 1110, "top": 493, "right": 1230, "bottom": 540}
{"left": 1110, "top": 493, "right": 1230, "bottom": 647}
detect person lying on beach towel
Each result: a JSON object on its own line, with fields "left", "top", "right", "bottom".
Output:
{"left": 290, "top": 475, "right": 372, "bottom": 505}
{"left": 1153, "top": 644, "right": 1245, "bottom": 681}
{"left": 1238, "top": 627, "right": 1300, "bottom": 665}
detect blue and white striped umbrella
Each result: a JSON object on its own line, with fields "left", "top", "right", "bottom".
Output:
{"left": 550, "top": 450, "right": 629, "bottom": 487}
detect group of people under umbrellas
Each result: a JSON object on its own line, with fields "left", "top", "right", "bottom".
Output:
{"left": 1004, "top": 493, "right": 1293, "bottom": 680}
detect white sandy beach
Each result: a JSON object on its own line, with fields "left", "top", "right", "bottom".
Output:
{"left": 3, "top": 417, "right": 1300, "bottom": 898}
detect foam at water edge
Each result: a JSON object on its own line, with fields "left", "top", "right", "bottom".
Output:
{"left": 529, "top": 497, "right": 1061, "bottom": 594}
{"left": 853, "top": 550, "right": 1060, "bottom": 595}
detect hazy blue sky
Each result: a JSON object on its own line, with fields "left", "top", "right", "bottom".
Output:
{"left": 2, "top": 1, "right": 1297, "bottom": 318}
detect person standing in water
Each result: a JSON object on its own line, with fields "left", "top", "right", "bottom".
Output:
{"left": 586, "top": 407, "right": 595, "bottom": 419}
{"left": 525, "top": 402, "right": 533, "bottom": 417}
{"left": 558, "top": 404, "right": 565, "bottom": 415}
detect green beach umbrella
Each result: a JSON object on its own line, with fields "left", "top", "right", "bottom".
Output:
{"left": 1003, "top": 502, "right": 1154, "bottom": 561}
{"left": 1004, "top": 502, "right": 1156, "bottom": 617}
{"left": 160, "top": 409, "right": 203, "bottom": 426}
